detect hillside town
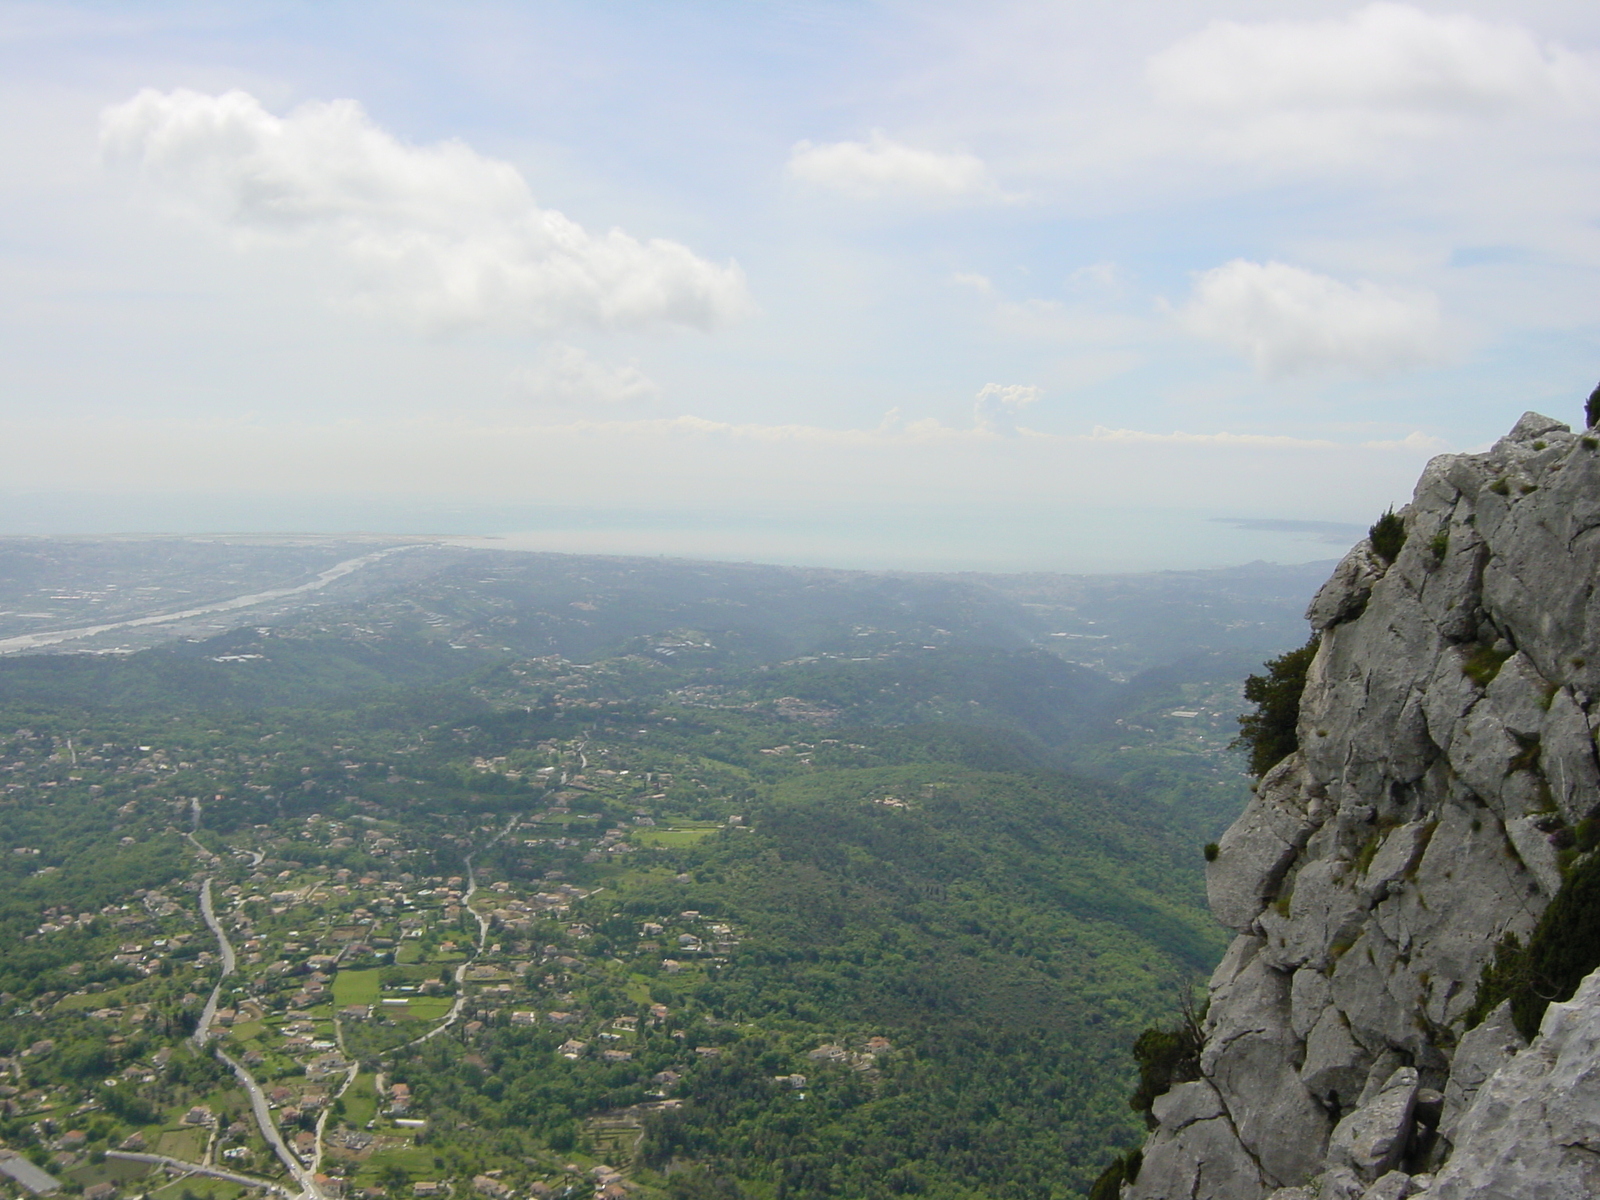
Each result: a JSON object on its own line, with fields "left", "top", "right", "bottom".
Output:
{"left": 0, "top": 710, "right": 901, "bottom": 1200}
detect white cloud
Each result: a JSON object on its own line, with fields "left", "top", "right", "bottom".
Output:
{"left": 99, "top": 88, "right": 751, "bottom": 333}
{"left": 787, "top": 130, "right": 1002, "bottom": 201}
{"left": 1149, "top": 4, "right": 1592, "bottom": 117}
{"left": 510, "top": 344, "right": 657, "bottom": 408}
{"left": 1179, "top": 259, "right": 1445, "bottom": 378}
{"left": 973, "top": 383, "right": 1039, "bottom": 435}
{"left": 1142, "top": 5, "right": 1600, "bottom": 174}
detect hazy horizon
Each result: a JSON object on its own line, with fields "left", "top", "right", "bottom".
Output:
{"left": 0, "top": 492, "right": 1360, "bottom": 575}
{"left": 5, "top": 2, "right": 1599, "bottom": 571}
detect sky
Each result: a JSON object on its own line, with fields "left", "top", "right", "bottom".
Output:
{"left": 5, "top": 1, "right": 1600, "bottom": 572}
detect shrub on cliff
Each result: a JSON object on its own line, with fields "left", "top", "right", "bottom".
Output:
{"left": 1468, "top": 847, "right": 1600, "bottom": 1041}
{"left": 1087, "top": 1149, "right": 1142, "bottom": 1200}
{"left": 1369, "top": 507, "right": 1406, "bottom": 565}
{"left": 1234, "top": 636, "right": 1319, "bottom": 777}
{"left": 1128, "top": 987, "right": 1205, "bottom": 1127}
{"left": 1129, "top": 1024, "right": 1201, "bottom": 1126}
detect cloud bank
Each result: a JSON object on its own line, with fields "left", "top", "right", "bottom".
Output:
{"left": 1179, "top": 259, "right": 1445, "bottom": 377}
{"left": 1152, "top": 4, "right": 1588, "bottom": 113}
{"left": 1147, "top": 3, "right": 1597, "bottom": 167}
{"left": 100, "top": 88, "right": 752, "bottom": 333}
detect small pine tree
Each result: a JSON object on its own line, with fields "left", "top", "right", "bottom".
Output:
{"left": 1234, "top": 636, "right": 1319, "bottom": 776}
{"left": 1369, "top": 508, "right": 1406, "bottom": 565}
{"left": 1587, "top": 381, "right": 1600, "bottom": 429}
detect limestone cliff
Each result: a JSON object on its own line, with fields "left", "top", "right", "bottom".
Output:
{"left": 1129, "top": 412, "right": 1600, "bottom": 1199}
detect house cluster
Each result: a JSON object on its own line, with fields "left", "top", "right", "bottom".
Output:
{"left": 806, "top": 1036, "right": 893, "bottom": 1073}
{"left": 478, "top": 881, "right": 594, "bottom": 932}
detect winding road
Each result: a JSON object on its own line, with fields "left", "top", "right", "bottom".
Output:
{"left": 217, "top": 1047, "right": 321, "bottom": 1197}
{"left": 405, "top": 814, "right": 519, "bottom": 1048}
{"left": 191, "top": 878, "right": 237, "bottom": 1047}
{"left": 185, "top": 806, "right": 522, "bottom": 1196}
{"left": 188, "top": 802, "right": 323, "bottom": 1200}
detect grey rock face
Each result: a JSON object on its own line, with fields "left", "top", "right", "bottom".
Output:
{"left": 1438, "top": 1001, "right": 1523, "bottom": 1142}
{"left": 1430, "top": 971, "right": 1600, "bottom": 1198}
{"left": 1358, "top": 1173, "right": 1418, "bottom": 1200}
{"left": 1127, "top": 1080, "right": 1269, "bottom": 1200}
{"left": 1132, "top": 413, "right": 1600, "bottom": 1196}
{"left": 1300, "top": 1005, "right": 1370, "bottom": 1111}
{"left": 1308, "top": 544, "right": 1385, "bottom": 631}
{"left": 1208, "top": 756, "right": 1324, "bottom": 933}
{"left": 1536, "top": 687, "right": 1599, "bottom": 824}
{"left": 1317, "top": 1167, "right": 1367, "bottom": 1200}
{"left": 1503, "top": 816, "right": 1562, "bottom": 898}
{"left": 1326, "top": 1068, "right": 1418, "bottom": 1182}
{"left": 1201, "top": 944, "right": 1332, "bottom": 1184}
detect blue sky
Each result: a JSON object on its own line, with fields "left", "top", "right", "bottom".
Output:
{"left": 4, "top": 1, "right": 1600, "bottom": 570}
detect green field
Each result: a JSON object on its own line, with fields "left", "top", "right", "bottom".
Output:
{"left": 632, "top": 824, "right": 720, "bottom": 847}
{"left": 341, "top": 1074, "right": 379, "bottom": 1126}
{"left": 155, "top": 1127, "right": 206, "bottom": 1161}
{"left": 333, "top": 969, "right": 383, "bottom": 1006}
{"left": 150, "top": 1178, "right": 245, "bottom": 1200}
{"left": 55, "top": 991, "right": 117, "bottom": 1011}
{"left": 354, "top": 1140, "right": 437, "bottom": 1187}
{"left": 395, "top": 996, "right": 453, "bottom": 1022}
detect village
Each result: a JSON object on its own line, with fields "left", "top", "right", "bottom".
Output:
{"left": 0, "top": 712, "right": 897, "bottom": 1200}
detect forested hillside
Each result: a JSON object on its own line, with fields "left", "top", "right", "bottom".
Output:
{"left": 0, "top": 546, "right": 1323, "bottom": 1199}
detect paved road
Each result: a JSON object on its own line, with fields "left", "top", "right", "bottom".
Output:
{"left": 405, "top": 814, "right": 518, "bottom": 1048}
{"left": 219, "top": 1048, "right": 322, "bottom": 1199}
{"left": 185, "top": 806, "right": 321, "bottom": 1200}
{"left": 194, "top": 879, "right": 319, "bottom": 1198}
{"left": 191, "top": 878, "right": 238, "bottom": 1046}
{"left": 105, "top": 1149, "right": 286, "bottom": 1193}
{"left": 0, "top": 546, "right": 418, "bottom": 655}
{"left": 311, "top": 1061, "right": 360, "bottom": 1178}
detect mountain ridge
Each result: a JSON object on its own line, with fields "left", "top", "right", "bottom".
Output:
{"left": 1128, "top": 411, "right": 1600, "bottom": 1198}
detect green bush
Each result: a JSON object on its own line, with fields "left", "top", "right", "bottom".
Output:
{"left": 1467, "top": 850, "right": 1600, "bottom": 1041}
{"left": 1577, "top": 817, "right": 1600, "bottom": 854}
{"left": 1586, "top": 382, "right": 1600, "bottom": 429}
{"left": 1203, "top": 842, "right": 1219, "bottom": 863}
{"left": 1088, "top": 1150, "right": 1143, "bottom": 1200}
{"left": 1234, "top": 637, "right": 1319, "bottom": 777}
{"left": 1129, "top": 1022, "right": 1201, "bottom": 1126}
{"left": 1369, "top": 508, "right": 1406, "bottom": 565}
